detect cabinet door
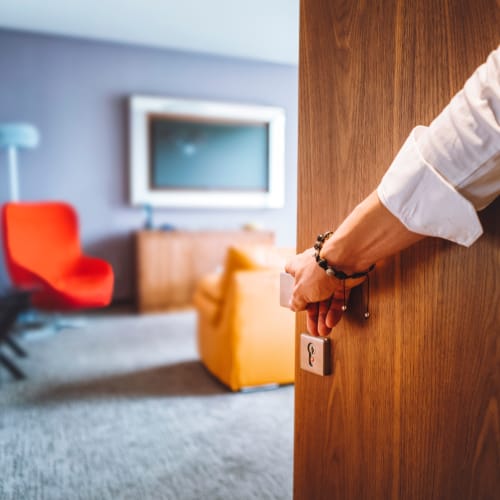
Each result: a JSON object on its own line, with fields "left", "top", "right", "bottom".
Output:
{"left": 294, "top": 1, "right": 500, "bottom": 499}
{"left": 135, "top": 231, "right": 194, "bottom": 311}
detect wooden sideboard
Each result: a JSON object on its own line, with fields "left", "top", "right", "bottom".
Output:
{"left": 135, "top": 229, "right": 274, "bottom": 313}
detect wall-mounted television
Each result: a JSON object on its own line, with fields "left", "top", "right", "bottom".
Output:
{"left": 129, "top": 95, "right": 285, "bottom": 208}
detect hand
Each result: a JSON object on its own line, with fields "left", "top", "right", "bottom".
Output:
{"left": 285, "top": 248, "right": 340, "bottom": 311}
{"left": 284, "top": 191, "right": 426, "bottom": 336}
{"left": 305, "top": 295, "right": 345, "bottom": 336}
{"left": 285, "top": 248, "right": 366, "bottom": 336}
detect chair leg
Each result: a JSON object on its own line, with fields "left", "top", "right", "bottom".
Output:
{"left": 0, "top": 351, "right": 25, "bottom": 380}
{"left": 4, "top": 335, "right": 27, "bottom": 357}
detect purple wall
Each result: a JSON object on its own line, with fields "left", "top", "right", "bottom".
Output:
{"left": 0, "top": 30, "right": 298, "bottom": 301}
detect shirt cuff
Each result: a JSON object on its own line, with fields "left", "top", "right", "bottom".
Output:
{"left": 377, "top": 127, "right": 483, "bottom": 247}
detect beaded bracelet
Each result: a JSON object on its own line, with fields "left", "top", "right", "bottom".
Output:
{"left": 313, "top": 231, "right": 375, "bottom": 318}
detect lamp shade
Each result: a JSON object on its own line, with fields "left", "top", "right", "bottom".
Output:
{"left": 0, "top": 123, "right": 40, "bottom": 149}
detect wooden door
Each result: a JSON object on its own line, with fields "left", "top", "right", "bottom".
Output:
{"left": 294, "top": 1, "right": 500, "bottom": 499}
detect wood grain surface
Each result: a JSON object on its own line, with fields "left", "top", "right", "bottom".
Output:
{"left": 294, "top": 1, "right": 500, "bottom": 499}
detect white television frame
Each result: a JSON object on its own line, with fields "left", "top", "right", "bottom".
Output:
{"left": 129, "top": 95, "right": 286, "bottom": 208}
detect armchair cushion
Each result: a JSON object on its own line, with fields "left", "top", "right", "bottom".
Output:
{"left": 219, "top": 245, "right": 265, "bottom": 296}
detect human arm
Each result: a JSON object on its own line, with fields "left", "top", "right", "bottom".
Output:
{"left": 286, "top": 46, "right": 500, "bottom": 336}
{"left": 285, "top": 191, "right": 425, "bottom": 335}
{"left": 378, "top": 46, "right": 500, "bottom": 245}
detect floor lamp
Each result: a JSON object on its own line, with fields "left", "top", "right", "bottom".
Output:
{"left": 0, "top": 123, "right": 40, "bottom": 201}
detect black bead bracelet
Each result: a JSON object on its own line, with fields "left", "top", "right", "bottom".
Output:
{"left": 313, "top": 231, "right": 375, "bottom": 318}
{"left": 313, "top": 231, "right": 375, "bottom": 279}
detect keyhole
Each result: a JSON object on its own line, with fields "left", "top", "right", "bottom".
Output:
{"left": 307, "top": 343, "right": 315, "bottom": 367}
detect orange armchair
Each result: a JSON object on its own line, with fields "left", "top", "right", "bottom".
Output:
{"left": 193, "top": 245, "right": 295, "bottom": 391}
{"left": 2, "top": 202, "right": 114, "bottom": 310}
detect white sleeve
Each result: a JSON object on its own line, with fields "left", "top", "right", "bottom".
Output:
{"left": 377, "top": 46, "right": 500, "bottom": 247}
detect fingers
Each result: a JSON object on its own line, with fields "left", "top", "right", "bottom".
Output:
{"left": 306, "top": 303, "right": 319, "bottom": 336}
{"left": 326, "top": 298, "right": 344, "bottom": 328}
{"left": 325, "top": 286, "right": 351, "bottom": 328}
{"left": 317, "top": 299, "right": 333, "bottom": 337}
{"left": 289, "top": 291, "right": 308, "bottom": 312}
{"left": 284, "top": 250, "right": 308, "bottom": 277}
{"left": 284, "top": 259, "right": 295, "bottom": 277}
{"left": 306, "top": 295, "right": 347, "bottom": 336}
{"left": 307, "top": 299, "right": 337, "bottom": 337}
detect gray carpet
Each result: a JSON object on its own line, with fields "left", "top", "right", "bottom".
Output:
{"left": 0, "top": 310, "right": 294, "bottom": 500}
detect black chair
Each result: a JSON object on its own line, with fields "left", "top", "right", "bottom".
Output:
{"left": 0, "top": 289, "right": 30, "bottom": 380}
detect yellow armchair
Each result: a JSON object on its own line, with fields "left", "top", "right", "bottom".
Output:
{"left": 193, "top": 246, "right": 295, "bottom": 391}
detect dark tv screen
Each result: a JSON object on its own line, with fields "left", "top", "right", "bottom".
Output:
{"left": 149, "top": 116, "right": 269, "bottom": 191}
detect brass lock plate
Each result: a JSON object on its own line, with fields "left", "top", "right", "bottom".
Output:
{"left": 300, "top": 333, "right": 332, "bottom": 376}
